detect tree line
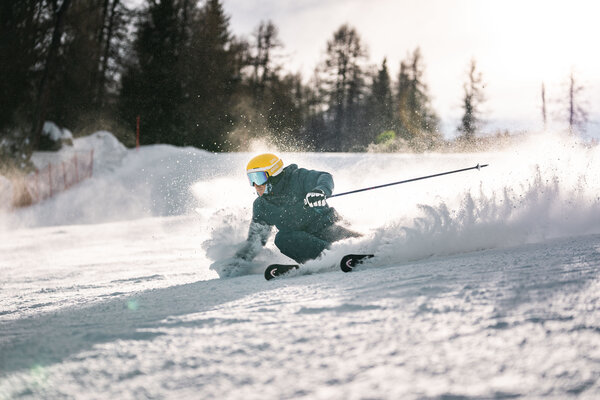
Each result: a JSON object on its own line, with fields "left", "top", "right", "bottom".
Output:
{"left": 0, "top": 0, "right": 589, "bottom": 173}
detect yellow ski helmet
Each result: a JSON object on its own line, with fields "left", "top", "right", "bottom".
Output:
{"left": 246, "top": 153, "right": 284, "bottom": 186}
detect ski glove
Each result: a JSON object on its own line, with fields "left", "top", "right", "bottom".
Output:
{"left": 304, "top": 189, "right": 328, "bottom": 208}
{"left": 210, "top": 257, "right": 254, "bottom": 278}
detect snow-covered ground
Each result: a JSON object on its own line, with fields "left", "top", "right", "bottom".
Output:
{"left": 1, "top": 132, "right": 600, "bottom": 399}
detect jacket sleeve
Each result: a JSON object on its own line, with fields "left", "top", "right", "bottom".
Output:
{"left": 247, "top": 219, "right": 271, "bottom": 245}
{"left": 235, "top": 204, "right": 272, "bottom": 261}
{"left": 301, "top": 169, "right": 334, "bottom": 197}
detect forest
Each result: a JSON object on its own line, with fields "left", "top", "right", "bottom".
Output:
{"left": 0, "top": 0, "right": 589, "bottom": 175}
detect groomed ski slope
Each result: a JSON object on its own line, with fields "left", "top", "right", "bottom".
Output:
{"left": 1, "top": 131, "right": 600, "bottom": 399}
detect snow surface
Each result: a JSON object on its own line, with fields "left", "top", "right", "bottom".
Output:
{"left": 1, "top": 131, "right": 600, "bottom": 399}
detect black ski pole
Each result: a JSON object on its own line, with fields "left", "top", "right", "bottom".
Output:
{"left": 328, "top": 163, "right": 489, "bottom": 199}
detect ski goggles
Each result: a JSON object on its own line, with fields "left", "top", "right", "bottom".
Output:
{"left": 247, "top": 171, "right": 269, "bottom": 186}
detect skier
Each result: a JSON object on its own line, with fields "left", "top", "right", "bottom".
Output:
{"left": 235, "top": 153, "right": 361, "bottom": 265}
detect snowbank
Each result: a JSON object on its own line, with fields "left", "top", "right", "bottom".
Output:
{"left": 2, "top": 131, "right": 217, "bottom": 228}
{"left": 76, "top": 130, "right": 128, "bottom": 173}
{"left": 31, "top": 129, "right": 127, "bottom": 173}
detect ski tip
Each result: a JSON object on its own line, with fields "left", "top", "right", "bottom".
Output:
{"left": 340, "top": 254, "right": 374, "bottom": 273}
{"left": 264, "top": 265, "right": 277, "bottom": 280}
{"left": 264, "top": 264, "right": 299, "bottom": 280}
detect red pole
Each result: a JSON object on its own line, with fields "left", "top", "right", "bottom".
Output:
{"left": 136, "top": 115, "right": 140, "bottom": 150}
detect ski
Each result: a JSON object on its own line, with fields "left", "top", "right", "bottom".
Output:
{"left": 265, "top": 253, "right": 374, "bottom": 280}
{"left": 340, "top": 254, "right": 374, "bottom": 272}
{"left": 264, "top": 264, "right": 299, "bottom": 280}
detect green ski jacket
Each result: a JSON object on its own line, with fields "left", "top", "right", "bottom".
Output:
{"left": 251, "top": 164, "right": 338, "bottom": 234}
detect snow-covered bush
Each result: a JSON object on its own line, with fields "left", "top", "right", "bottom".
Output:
{"left": 367, "top": 131, "right": 412, "bottom": 153}
{"left": 38, "top": 121, "right": 74, "bottom": 151}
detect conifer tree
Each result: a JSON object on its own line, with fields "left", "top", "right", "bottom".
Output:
{"left": 120, "top": 0, "right": 186, "bottom": 145}
{"left": 49, "top": 0, "right": 131, "bottom": 134}
{"left": 237, "top": 20, "right": 282, "bottom": 138}
{"left": 32, "top": 0, "right": 73, "bottom": 149}
{"left": 565, "top": 71, "right": 587, "bottom": 135}
{"left": 2, "top": 0, "right": 132, "bottom": 164}
{"left": 120, "top": 0, "right": 240, "bottom": 149}
{"left": 366, "top": 58, "right": 395, "bottom": 145}
{"left": 250, "top": 20, "right": 281, "bottom": 102}
{"left": 396, "top": 48, "right": 440, "bottom": 150}
{"left": 265, "top": 73, "right": 307, "bottom": 147}
{"left": 299, "top": 71, "right": 330, "bottom": 150}
{"left": 396, "top": 60, "right": 410, "bottom": 138}
{"left": 183, "top": 0, "right": 240, "bottom": 150}
{"left": 458, "top": 58, "right": 486, "bottom": 143}
{"left": 319, "top": 24, "right": 368, "bottom": 151}
{"left": 0, "top": 1, "right": 48, "bottom": 170}
{"left": 0, "top": 1, "right": 41, "bottom": 136}
{"left": 95, "top": 0, "right": 130, "bottom": 109}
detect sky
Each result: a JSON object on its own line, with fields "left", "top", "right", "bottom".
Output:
{"left": 222, "top": 0, "right": 600, "bottom": 137}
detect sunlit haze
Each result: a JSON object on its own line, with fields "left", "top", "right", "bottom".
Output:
{"left": 223, "top": 0, "right": 600, "bottom": 136}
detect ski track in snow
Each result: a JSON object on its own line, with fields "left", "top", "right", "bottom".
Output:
{"left": 1, "top": 131, "right": 600, "bottom": 399}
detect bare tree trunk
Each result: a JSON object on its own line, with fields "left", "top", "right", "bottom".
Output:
{"left": 32, "top": 0, "right": 72, "bottom": 149}
{"left": 541, "top": 82, "right": 547, "bottom": 130}
{"left": 568, "top": 73, "right": 574, "bottom": 133}
{"left": 91, "top": 0, "right": 110, "bottom": 105}
{"left": 569, "top": 72, "right": 578, "bottom": 134}
{"left": 97, "top": 0, "right": 119, "bottom": 107}
{"left": 181, "top": 0, "right": 190, "bottom": 35}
